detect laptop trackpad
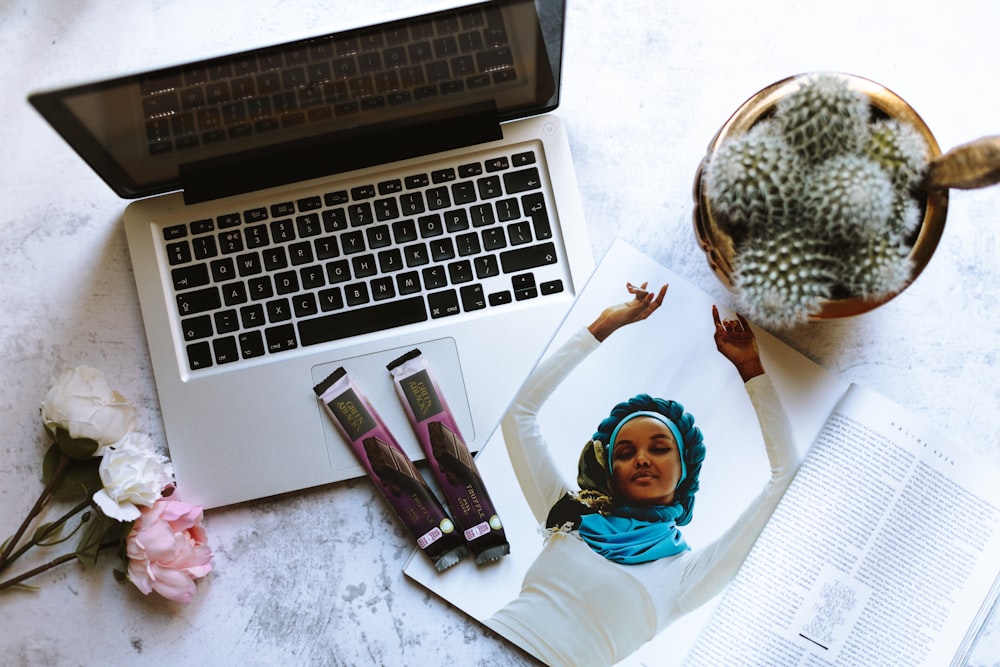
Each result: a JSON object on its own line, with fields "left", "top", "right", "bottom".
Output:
{"left": 310, "top": 337, "right": 474, "bottom": 473}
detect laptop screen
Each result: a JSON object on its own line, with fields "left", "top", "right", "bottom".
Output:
{"left": 29, "top": 0, "right": 565, "bottom": 202}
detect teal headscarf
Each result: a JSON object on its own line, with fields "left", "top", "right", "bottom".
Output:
{"left": 568, "top": 395, "right": 705, "bottom": 565}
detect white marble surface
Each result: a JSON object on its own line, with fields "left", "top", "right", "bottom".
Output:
{"left": 2, "top": 1, "right": 998, "bottom": 665}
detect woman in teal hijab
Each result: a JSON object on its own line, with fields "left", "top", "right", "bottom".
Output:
{"left": 487, "top": 282, "right": 796, "bottom": 667}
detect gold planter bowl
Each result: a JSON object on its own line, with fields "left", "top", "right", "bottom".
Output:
{"left": 692, "top": 72, "right": 949, "bottom": 320}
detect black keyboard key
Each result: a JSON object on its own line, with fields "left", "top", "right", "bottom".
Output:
{"left": 374, "top": 198, "right": 400, "bottom": 221}
{"left": 378, "top": 179, "right": 403, "bottom": 195}
{"left": 428, "top": 290, "right": 460, "bottom": 318}
{"left": 214, "top": 310, "right": 240, "bottom": 334}
{"left": 324, "top": 190, "right": 349, "bottom": 206}
{"left": 262, "top": 247, "right": 288, "bottom": 271}
{"left": 218, "top": 213, "right": 241, "bottom": 229}
{"left": 474, "top": 255, "right": 499, "bottom": 279}
{"left": 171, "top": 264, "right": 209, "bottom": 290}
{"left": 371, "top": 277, "right": 396, "bottom": 301}
{"left": 458, "top": 162, "right": 482, "bottom": 178}
{"left": 210, "top": 258, "right": 236, "bottom": 283}
{"left": 451, "top": 181, "right": 477, "bottom": 205}
{"left": 422, "top": 266, "right": 447, "bottom": 289}
{"left": 522, "top": 192, "right": 552, "bottom": 240}
{"left": 213, "top": 337, "right": 240, "bottom": 365}
{"left": 318, "top": 287, "right": 344, "bottom": 312}
{"left": 500, "top": 241, "right": 557, "bottom": 273}
{"left": 541, "top": 279, "right": 564, "bottom": 295}
{"left": 349, "top": 202, "right": 374, "bottom": 227}
{"left": 430, "top": 238, "right": 455, "bottom": 262}
{"left": 164, "top": 224, "right": 187, "bottom": 240}
{"left": 513, "top": 273, "right": 538, "bottom": 300}
{"left": 426, "top": 186, "right": 451, "bottom": 210}
{"left": 293, "top": 293, "right": 319, "bottom": 318}
{"left": 266, "top": 298, "right": 292, "bottom": 323}
{"left": 235, "top": 253, "right": 263, "bottom": 277}
{"left": 300, "top": 265, "right": 326, "bottom": 289}
{"left": 181, "top": 315, "right": 213, "bottom": 341}
{"left": 477, "top": 175, "right": 502, "bottom": 199}
{"left": 240, "top": 304, "right": 265, "bottom": 328}
{"left": 245, "top": 224, "right": 269, "bottom": 248}
{"left": 508, "top": 221, "right": 533, "bottom": 245}
{"left": 471, "top": 204, "right": 495, "bottom": 227}
{"left": 296, "top": 213, "right": 322, "bottom": 238}
{"left": 271, "top": 202, "right": 295, "bottom": 217}
{"left": 482, "top": 228, "right": 506, "bottom": 250}
{"left": 274, "top": 271, "right": 299, "bottom": 295}
{"left": 222, "top": 282, "right": 248, "bottom": 306}
{"left": 270, "top": 219, "right": 296, "bottom": 243}
{"left": 488, "top": 290, "right": 513, "bottom": 306}
{"left": 485, "top": 157, "right": 509, "bottom": 172}
{"left": 192, "top": 235, "right": 218, "bottom": 260}
{"left": 248, "top": 276, "right": 274, "bottom": 300}
{"left": 432, "top": 168, "right": 457, "bottom": 183}
{"left": 400, "top": 192, "right": 426, "bottom": 216}
{"left": 186, "top": 341, "right": 213, "bottom": 370}
{"left": 348, "top": 184, "right": 372, "bottom": 200}
{"left": 298, "top": 296, "right": 427, "bottom": 346}
{"left": 177, "top": 287, "right": 221, "bottom": 316}
{"left": 265, "top": 324, "right": 298, "bottom": 353}
{"left": 512, "top": 151, "right": 536, "bottom": 167}
{"left": 460, "top": 284, "right": 486, "bottom": 311}
{"left": 496, "top": 198, "right": 520, "bottom": 222}
{"left": 219, "top": 230, "right": 243, "bottom": 254}
{"left": 166, "top": 241, "right": 192, "bottom": 265}
{"left": 405, "top": 174, "right": 429, "bottom": 189}
{"left": 503, "top": 167, "right": 541, "bottom": 194}
{"left": 448, "top": 260, "right": 473, "bottom": 284}
{"left": 297, "top": 196, "right": 322, "bottom": 211}
{"left": 245, "top": 207, "right": 268, "bottom": 223}
{"left": 239, "top": 330, "right": 266, "bottom": 359}
{"left": 397, "top": 271, "right": 421, "bottom": 295}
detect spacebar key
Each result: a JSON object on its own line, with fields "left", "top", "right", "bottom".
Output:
{"left": 500, "top": 242, "right": 558, "bottom": 273}
{"left": 298, "top": 297, "right": 428, "bottom": 346}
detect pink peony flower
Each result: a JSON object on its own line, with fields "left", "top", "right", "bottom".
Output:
{"left": 125, "top": 497, "right": 212, "bottom": 604}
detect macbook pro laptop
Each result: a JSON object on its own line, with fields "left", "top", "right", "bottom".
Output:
{"left": 28, "top": 0, "right": 593, "bottom": 509}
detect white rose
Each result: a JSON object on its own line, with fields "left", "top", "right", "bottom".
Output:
{"left": 92, "top": 432, "right": 174, "bottom": 522}
{"left": 40, "top": 366, "right": 137, "bottom": 455}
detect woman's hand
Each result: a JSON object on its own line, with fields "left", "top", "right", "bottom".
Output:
{"left": 587, "top": 282, "right": 667, "bottom": 342}
{"left": 712, "top": 305, "right": 765, "bottom": 382}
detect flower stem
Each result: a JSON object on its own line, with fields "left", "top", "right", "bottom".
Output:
{"left": 0, "top": 538, "right": 120, "bottom": 593}
{"left": 1, "top": 499, "right": 91, "bottom": 570}
{"left": 0, "top": 452, "right": 71, "bottom": 571}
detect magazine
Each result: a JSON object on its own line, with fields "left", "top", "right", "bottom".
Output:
{"left": 403, "top": 239, "right": 1000, "bottom": 666}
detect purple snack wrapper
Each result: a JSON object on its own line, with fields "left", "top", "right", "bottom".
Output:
{"left": 388, "top": 349, "right": 510, "bottom": 565}
{"left": 313, "top": 367, "right": 467, "bottom": 572}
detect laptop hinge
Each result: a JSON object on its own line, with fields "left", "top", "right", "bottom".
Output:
{"left": 178, "top": 102, "right": 503, "bottom": 205}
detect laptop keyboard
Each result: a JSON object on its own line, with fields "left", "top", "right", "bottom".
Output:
{"left": 140, "top": 4, "right": 515, "bottom": 156}
{"left": 163, "top": 146, "right": 565, "bottom": 372}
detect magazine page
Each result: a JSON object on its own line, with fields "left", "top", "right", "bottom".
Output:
{"left": 684, "top": 383, "right": 1000, "bottom": 666}
{"left": 403, "top": 239, "right": 848, "bottom": 665}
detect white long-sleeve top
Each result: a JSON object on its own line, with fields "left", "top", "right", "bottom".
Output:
{"left": 486, "top": 327, "right": 798, "bottom": 667}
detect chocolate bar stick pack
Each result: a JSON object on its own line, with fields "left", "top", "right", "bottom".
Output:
{"left": 314, "top": 367, "right": 467, "bottom": 571}
{"left": 388, "top": 349, "right": 510, "bottom": 565}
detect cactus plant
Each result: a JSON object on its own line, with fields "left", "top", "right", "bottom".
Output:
{"left": 703, "top": 73, "right": 931, "bottom": 329}
{"left": 732, "top": 229, "right": 843, "bottom": 328}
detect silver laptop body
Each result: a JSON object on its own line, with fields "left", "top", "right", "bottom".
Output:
{"left": 29, "top": 0, "right": 593, "bottom": 509}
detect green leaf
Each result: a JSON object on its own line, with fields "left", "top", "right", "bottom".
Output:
{"left": 43, "top": 445, "right": 102, "bottom": 501}
{"left": 74, "top": 512, "right": 131, "bottom": 569}
{"left": 31, "top": 521, "right": 64, "bottom": 546}
{"left": 53, "top": 427, "right": 99, "bottom": 461}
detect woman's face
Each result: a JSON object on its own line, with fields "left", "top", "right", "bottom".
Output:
{"left": 610, "top": 416, "right": 682, "bottom": 506}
